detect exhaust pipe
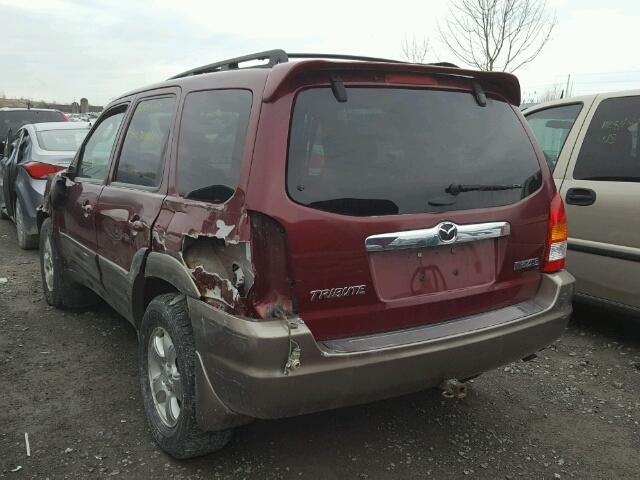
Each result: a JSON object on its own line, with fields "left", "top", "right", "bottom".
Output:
{"left": 439, "top": 378, "right": 468, "bottom": 400}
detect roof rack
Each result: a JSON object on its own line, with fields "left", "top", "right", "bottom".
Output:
{"left": 169, "top": 50, "right": 458, "bottom": 79}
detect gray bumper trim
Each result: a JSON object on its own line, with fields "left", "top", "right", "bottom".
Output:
{"left": 189, "top": 271, "right": 574, "bottom": 426}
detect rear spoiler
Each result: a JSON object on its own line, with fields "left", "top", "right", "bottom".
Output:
{"left": 262, "top": 60, "right": 521, "bottom": 106}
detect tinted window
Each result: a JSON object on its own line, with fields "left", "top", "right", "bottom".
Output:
{"left": 526, "top": 103, "right": 582, "bottom": 171}
{"left": 177, "top": 90, "right": 252, "bottom": 203}
{"left": 36, "top": 128, "right": 89, "bottom": 151}
{"left": 76, "top": 110, "right": 125, "bottom": 180}
{"left": 288, "top": 88, "right": 542, "bottom": 216}
{"left": 114, "top": 96, "right": 175, "bottom": 187}
{"left": 574, "top": 96, "right": 640, "bottom": 182}
{"left": 0, "top": 110, "right": 65, "bottom": 141}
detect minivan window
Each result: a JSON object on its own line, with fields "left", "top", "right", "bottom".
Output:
{"left": 288, "top": 88, "right": 542, "bottom": 216}
{"left": 177, "top": 89, "right": 252, "bottom": 203}
{"left": 574, "top": 96, "right": 640, "bottom": 182}
{"left": 526, "top": 103, "right": 582, "bottom": 171}
{"left": 114, "top": 96, "right": 175, "bottom": 187}
{"left": 76, "top": 110, "right": 126, "bottom": 180}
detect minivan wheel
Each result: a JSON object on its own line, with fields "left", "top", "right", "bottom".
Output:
{"left": 139, "top": 294, "right": 234, "bottom": 459}
{"left": 15, "top": 200, "right": 38, "bottom": 250}
{"left": 39, "top": 218, "right": 100, "bottom": 309}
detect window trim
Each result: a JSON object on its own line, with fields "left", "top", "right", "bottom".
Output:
{"left": 524, "top": 101, "right": 584, "bottom": 173}
{"left": 108, "top": 93, "right": 177, "bottom": 192}
{"left": 73, "top": 103, "right": 129, "bottom": 183}
{"left": 174, "top": 87, "right": 253, "bottom": 204}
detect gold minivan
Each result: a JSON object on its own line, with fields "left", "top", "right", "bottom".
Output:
{"left": 525, "top": 91, "right": 640, "bottom": 313}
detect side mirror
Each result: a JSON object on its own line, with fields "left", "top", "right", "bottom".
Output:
{"left": 66, "top": 164, "right": 76, "bottom": 179}
{"left": 50, "top": 172, "right": 70, "bottom": 209}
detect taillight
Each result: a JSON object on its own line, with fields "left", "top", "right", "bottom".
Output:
{"left": 22, "top": 162, "right": 66, "bottom": 180}
{"left": 542, "top": 192, "right": 568, "bottom": 273}
{"left": 248, "top": 212, "right": 296, "bottom": 318}
{"left": 62, "top": 113, "right": 69, "bottom": 122}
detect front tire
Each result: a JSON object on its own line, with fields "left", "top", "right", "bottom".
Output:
{"left": 15, "top": 200, "right": 38, "bottom": 250}
{"left": 139, "top": 294, "right": 234, "bottom": 459}
{"left": 39, "top": 218, "right": 100, "bottom": 308}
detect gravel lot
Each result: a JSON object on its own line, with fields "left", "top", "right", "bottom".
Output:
{"left": 1, "top": 217, "right": 640, "bottom": 479}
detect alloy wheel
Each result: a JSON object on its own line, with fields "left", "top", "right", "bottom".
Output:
{"left": 148, "top": 327, "right": 183, "bottom": 427}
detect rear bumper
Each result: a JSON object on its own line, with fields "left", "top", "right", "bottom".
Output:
{"left": 189, "top": 271, "right": 574, "bottom": 428}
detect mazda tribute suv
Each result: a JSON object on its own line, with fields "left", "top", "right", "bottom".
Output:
{"left": 38, "top": 50, "right": 575, "bottom": 458}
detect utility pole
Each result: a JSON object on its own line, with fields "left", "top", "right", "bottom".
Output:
{"left": 564, "top": 74, "right": 571, "bottom": 99}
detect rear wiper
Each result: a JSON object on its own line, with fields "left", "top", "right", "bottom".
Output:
{"left": 446, "top": 183, "right": 522, "bottom": 195}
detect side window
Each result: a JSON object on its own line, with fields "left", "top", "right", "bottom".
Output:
{"left": 76, "top": 109, "right": 126, "bottom": 180}
{"left": 574, "top": 96, "right": 640, "bottom": 182}
{"left": 177, "top": 89, "right": 252, "bottom": 203}
{"left": 526, "top": 103, "right": 582, "bottom": 171}
{"left": 114, "top": 96, "right": 175, "bottom": 187}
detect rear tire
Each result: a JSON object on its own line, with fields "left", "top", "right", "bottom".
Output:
{"left": 15, "top": 200, "right": 38, "bottom": 250}
{"left": 139, "top": 294, "right": 234, "bottom": 459}
{"left": 39, "top": 218, "right": 100, "bottom": 309}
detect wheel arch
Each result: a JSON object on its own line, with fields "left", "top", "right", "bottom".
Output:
{"left": 133, "top": 251, "right": 201, "bottom": 328}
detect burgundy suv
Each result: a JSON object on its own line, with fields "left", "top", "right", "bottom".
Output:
{"left": 38, "top": 50, "right": 575, "bottom": 458}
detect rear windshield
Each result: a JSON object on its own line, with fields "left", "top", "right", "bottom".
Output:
{"left": 287, "top": 88, "right": 542, "bottom": 216}
{"left": 36, "top": 128, "right": 88, "bottom": 151}
{"left": 0, "top": 110, "right": 65, "bottom": 140}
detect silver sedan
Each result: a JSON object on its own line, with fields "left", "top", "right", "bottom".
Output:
{"left": 0, "top": 122, "right": 90, "bottom": 248}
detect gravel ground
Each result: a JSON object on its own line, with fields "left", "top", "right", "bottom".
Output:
{"left": 1, "top": 217, "right": 640, "bottom": 479}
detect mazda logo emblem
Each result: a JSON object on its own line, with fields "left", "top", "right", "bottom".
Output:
{"left": 437, "top": 222, "right": 458, "bottom": 243}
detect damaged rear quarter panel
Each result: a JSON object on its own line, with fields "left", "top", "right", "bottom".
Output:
{"left": 153, "top": 191, "right": 255, "bottom": 314}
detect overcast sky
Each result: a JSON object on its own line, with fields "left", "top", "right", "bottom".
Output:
{"left": 2, "top": 0, "right": 639, "bottom": 106}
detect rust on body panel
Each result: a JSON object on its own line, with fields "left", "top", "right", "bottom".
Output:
{"left": 152, "top": 192, "right": 262, "bottom": 316}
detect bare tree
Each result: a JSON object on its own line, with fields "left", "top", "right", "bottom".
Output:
{"left": 401, "top": 35, "right": 430, "bottom": 63}
{"left": 439, "top": 0, "right": 555, "bottom": 72}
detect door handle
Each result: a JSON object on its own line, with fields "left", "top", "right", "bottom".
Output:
{"left": 565, "top": 188, "right": 596, "bottom": 206}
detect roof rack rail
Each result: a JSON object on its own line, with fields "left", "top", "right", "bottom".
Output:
{"left": 286, "top": 53, "right": 406, "bottom": 64}
{"left": 169, "top": 49, "right": 289, "bottom": 79}
{"left": 169, "top": 50, "right": 459, "bottom": 79}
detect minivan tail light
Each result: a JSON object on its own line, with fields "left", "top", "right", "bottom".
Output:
{"left": 542, "top": 192, "right": 568, "bottom": 273}
{"left": 22, "top": 162, "right": 66, "bottom": 179}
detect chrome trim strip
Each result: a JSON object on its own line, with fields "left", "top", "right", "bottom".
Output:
{"left": 365, "top": 221, "right": 511, "bottom": 252}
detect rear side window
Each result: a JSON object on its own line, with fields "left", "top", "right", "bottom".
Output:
{"left": 574, "top": 96, "right": 640, "bottom": 182}
{"left": 36, "top": 128, "right": 89, "bottom": 152}
{"left": 177, "top": 89, "right": 252, "bottom": 203}
{"left": 288, "top": 88, "right": 542, "bottom": 216}
{"left": 114, "top": 96, "right": 175, "bottom": 187}
{"left": 526, "top": 103, "right": 582, "bottom": 171}
{"left": 76, "top": 109, "right": 126, "bottom": 180}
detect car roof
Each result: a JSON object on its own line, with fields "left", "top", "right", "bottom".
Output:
{"left": 524, "top": 87, "right": 640, "bottom": 114}
{"left": 524, "top": 94, "right": 597, "bottom": 113}
{"left": 0, "top": 107, "right": 62, "bottom": 112}
{"left": 107, "top": 51, "right": 522, "bottom": 106}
